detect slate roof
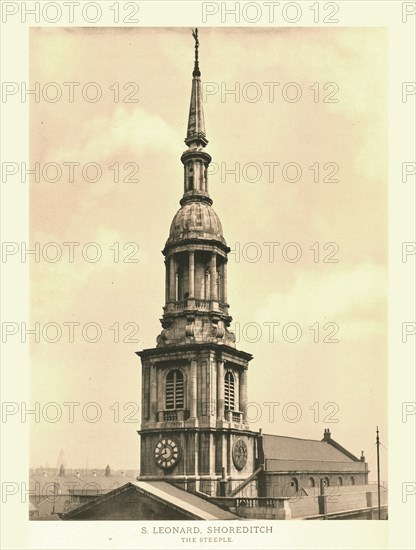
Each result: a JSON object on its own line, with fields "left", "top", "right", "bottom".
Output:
{"left": 135, "top": 481, "right": 237, "bottom": 520}
{"left": 61, "top": 481, "right": 238, "bottom": 520}
{"left": 262, "top": 434, "right": 356, "bottom": 462}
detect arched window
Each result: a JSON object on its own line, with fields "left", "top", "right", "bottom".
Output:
{"left": 338, "top": 476, "right": 343, "bottom": 486}
{"left": 166, "top": 370, "right": 184, "bottom": 409}
{"left": 224, "top": 371, "right": 235, "bottom": 410}
{"left": 188, "top": 165, "right": 194, "bottom": 191}
{"left": 291, "top": 478, "right": 299, "bottom": 491}
{"left": 308, "top": 477, "right": 315, "bottom": 488}
{"left": 324, "top": 477, "right": 330, "bottom": 487}
{"left": 350, "top": 476, "right": 355, "bottom": 486}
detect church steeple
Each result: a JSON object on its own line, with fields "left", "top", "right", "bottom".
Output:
{"left": 137, "top": 31, "right": 254, "bottom": 493}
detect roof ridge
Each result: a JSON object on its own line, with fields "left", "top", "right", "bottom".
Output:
{"left": 263, "top": 433, "right": 322, "bottom": 443}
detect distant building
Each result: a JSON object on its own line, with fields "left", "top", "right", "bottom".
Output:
{"left": 29, "top": 465, "right": 138, "bottom": 519}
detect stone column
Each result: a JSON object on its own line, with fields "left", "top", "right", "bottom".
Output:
{"left": 239, "top": 369, "right": 248, "bottom": 419}
{"left": 165, "top": 261, "right": 169, "bottom": 304}
{"left": 150, "top": 364, "right": 157, "bottom": 422}
{"left": 194, "top": 432, "right": 199, "bottom": 479}
{"left": 189, "top": 251, "right": 195, "bottom": 298}
{"left": 210, "top": 360, "right": 217, "bottom": 422}
{"left": 222, "top": 260, "right": 228, "bottom": 304}
{"left": 196, "top": 160, "right": 202, "bottom": 192}
{"left": 169, "top": 254, "right": 175, "bottom": 302}
{"left": 157, "top": 368, "right": 163, "bottom": 413}
{"left": 204, "top": 163, "right": 208, "bottom": 193}
{"left": 184, "top": 164, "right": 188, "bottom": 192}
{"left": 143, "top": 367, "right": 149, "bottom": 421}
{"left": 205, "top": 270, "right": 209, "bottom": 300}
{"left": 217, "top": 360, "right": 224, "bottom": 421}
{"left": 190, "top": 359, "right": 197, "bottom": 419}
{"left": 210, "top": 252, "right": 217, "bottom": 302}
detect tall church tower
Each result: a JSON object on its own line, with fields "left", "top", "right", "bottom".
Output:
{"left": 137, "top": 30, "right": 257, "bottom": 496}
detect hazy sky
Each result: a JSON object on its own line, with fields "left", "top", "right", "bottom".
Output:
{"left": 30, "top": 27, "right": 387, "bottom": 478}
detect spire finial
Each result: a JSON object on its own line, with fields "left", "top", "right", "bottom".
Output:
{"left": 192, "top": 28, "right": 200, "bottom": 77}
{"left": 184, "top": 28, "right": 207, "bottom": 148}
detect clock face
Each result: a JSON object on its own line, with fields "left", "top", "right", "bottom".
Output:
{"left": 154, "top": 438, "right": 181, "bottom": 470}
{"left": 232, "top": 438, "right": 248, "bottom": 470}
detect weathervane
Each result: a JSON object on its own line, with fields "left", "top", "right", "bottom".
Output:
{"left": 192, "top": 28, "right": 200, "bottom": 77}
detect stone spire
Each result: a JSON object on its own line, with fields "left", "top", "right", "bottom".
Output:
{"left": 185, "top": 29, "right": 208, "bottom": 148}
{"left": 179, "top": 29, "right": 212, "bottom": 207}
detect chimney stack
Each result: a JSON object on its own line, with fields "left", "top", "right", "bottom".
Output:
{"left": 323, "top": 429, "right": 332, "bottom": 441}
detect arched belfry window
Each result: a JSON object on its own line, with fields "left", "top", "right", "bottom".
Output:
{"left": 166, "top": 370, "right": 184, "bottom": 410}
{"left": 224, "top": 371, "right": 235, "bottom": 411}
{"left": 188, "top": 165, "right": 194, "bottom": 191}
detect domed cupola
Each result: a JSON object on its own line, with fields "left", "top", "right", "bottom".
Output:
{"left": 167, "top": 202, "right": 226, "bottom": 247}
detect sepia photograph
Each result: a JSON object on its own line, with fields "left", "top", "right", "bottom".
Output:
{"left": 27, "top": 26, "right": 387, "bottom": 521}
{"left": 1, "top": 3, "right": 415, "bottom": 549}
